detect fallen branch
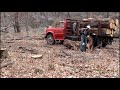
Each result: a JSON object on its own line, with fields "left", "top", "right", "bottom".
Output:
{"left": 31, "top": 54, "right": 43, "bottom": 59}
{"left": 43, "top": 45, "right": 52, "bottom": 48}
{"left": 1, "top": 23, "right": 14, "bottom": 31}
{"left": 5, "top": 41, "right": 15, "bottom": 43}
{"left": 0, "top": 61, "right": 14, "bottom": 68}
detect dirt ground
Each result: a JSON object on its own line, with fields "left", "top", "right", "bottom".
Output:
{"left": 0, "top": 27, "right": 119, "bottom": 78}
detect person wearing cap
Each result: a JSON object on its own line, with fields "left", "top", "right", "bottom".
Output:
{"left": 80, "top": 25, "right": 91, "bottom": 52}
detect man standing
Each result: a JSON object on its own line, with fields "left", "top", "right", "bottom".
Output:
{"left": 80, "top": 25, "right": 91, "bottom": 52}
{"left": 72, "top": 22, "right": 77, "bottom": 35}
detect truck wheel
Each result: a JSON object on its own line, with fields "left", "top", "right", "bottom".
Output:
{"left": 87, "top": 36, "right": 94, "bottom": 52}
{"left": 46, "top": 34, "right": 55, "bottom": 45}
{"left": 60, "top": 40, "right": 64, "bottom": 44}
{"left": 102, "top": 38, "right": 107, "bottom": 47}
{"left": 102, "top": 42, "right": 107, "bottom": 47}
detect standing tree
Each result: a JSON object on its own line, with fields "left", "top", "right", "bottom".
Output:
{"left": 3, "top": 12, "right": 8, "bottom": 33}
{"left": 86, "top": 12, "right": 89, "bottom": 18}
{"left": 3, "top": 12, "right": 6, "bottom": 18}
{"left": 107, "top": 12, "right": 109, "bottom": 18}
{"left": 90, "top": 12, "right": 94, "bottom": 18}
{"left": 25, "top": 12, "right": 29, "bottom": 37}
{"left": 67, "top": 12, "right": 71, "bottom": 18}
{"left": 0, "top": 12, "right": 1, "bottom": 44}
{"left": 14, "top": 12, "right": 20, "bottom": 33}
{"left": 118, "top": 12, "right": 120, "bottom": 36}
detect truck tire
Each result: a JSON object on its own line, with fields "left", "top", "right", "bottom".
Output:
{"left": 102, "top": 39, "right": 107, "bottom": 47}
{"left": 46, "top": 34, "right": 55, "bottom": 45}
{"left": 96, "top": 37, "right": 102, "bottom": 48}
{"left": 60, "top": 40, "right": 64, "bottom": 44}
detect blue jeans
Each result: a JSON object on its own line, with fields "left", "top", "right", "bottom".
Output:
{"left": 80, "top": 34, "right": 87, "bottom": 52}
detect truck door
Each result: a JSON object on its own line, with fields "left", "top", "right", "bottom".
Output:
{"left": 54, "top": 22, "right": 65, "bottom": 40}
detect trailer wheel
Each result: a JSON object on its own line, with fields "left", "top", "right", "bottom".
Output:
{"left": 46, "top": 34, "right": 55, "bottom": 45}
{"left": 87, "top": 36, "right": 94, "bottom": 52}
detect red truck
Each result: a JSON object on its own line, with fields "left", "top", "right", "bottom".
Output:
{"left": 45, "top": 18, "right": 115, "bottom": 51}
{"left": 45, "top": 19, "right": 81, "bottom": 45}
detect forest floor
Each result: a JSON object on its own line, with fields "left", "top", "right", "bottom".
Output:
{"left": 0, "top": 27, "right": 119, "bottom": 78}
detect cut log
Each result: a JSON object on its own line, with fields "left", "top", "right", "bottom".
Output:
{"left": 80, "top": 21, "right": 110, "bottom": 28}
{"left": 0, "top": 49, "right": 9, "bottom": 59}
{"left": 31, "top": 54, "right": 43, "bottom": 59}
{"left": 63, "top": 39, "right": 80, "bottom": 50}
{"left": 115, "top": 19, "right": 119, "bottom": 27}
{"left": 0, "top": 61, "right": 14, "bottom": 68}
{"left": 110, "top": 23, "right": 113, "bottom": 29}
{"left": 112, "top": 23, "right": 116, "bottom": 30}
{"left": 88, "top": 28, "right": 112, "bottom": 35}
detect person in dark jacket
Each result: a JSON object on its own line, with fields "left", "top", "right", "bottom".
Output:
{"left": 80, "top": 25, "right": 91, "bottom": 52}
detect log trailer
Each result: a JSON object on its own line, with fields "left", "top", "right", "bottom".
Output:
{"left": 45, "top": 18, "right": 118, "bottom": 51}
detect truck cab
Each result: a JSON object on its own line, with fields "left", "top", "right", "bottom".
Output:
{"left": 45, "top": 19, "right": 79, "bottom": 45}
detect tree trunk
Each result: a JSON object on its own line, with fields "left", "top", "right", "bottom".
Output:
{"left": 67, "top": 12, "right": 71, "bottom": 18}
{"left": 3, "top": 12, "right": 8, "bottom": 32}
{"left": 86, "top": 12, "right": 89, "bottom": 18}
{"left": 107, "top": 12, "right": 109, "bottom": 18}
{"left": 118, "top": 12, "right": 120, "bottom": 38}
{"left": 90, "top": 12, "right": 94, "bottom": 18}
{"left": 3, "top": 12, "right": 6, "bottom": 18}
{"left": 14, "top": 12, "right": 20, "bottom": 33}
{"left": 25, "top": 12, "right": 29, "bottom": 36}
{"left": 0, "top": 12, "right": 1, "bottom": 44}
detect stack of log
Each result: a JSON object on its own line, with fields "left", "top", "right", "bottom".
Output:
{"left": 63, "top": 18, "right": 119, "bottom": 50}
{"left": 78, "top": 18, "right": 119, "bottom": 36}
{"left": 79, "top": 18, "right": 118, "bottom": 31}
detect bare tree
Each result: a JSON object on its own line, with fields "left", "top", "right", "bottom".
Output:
{"left": 118, "top": 12, "right": 120, "bottom": 36}
{"left": 0, "top": 12, "right": 1, "bottom": 43}
{"left": 25, "top": 12, "right": 29, "bottom": 36}
{"left": 3, "top": 12, "right": 6, "bottom": 18}
{"left": 90, "top": 12, "right": 94, "bottom": 18}
{"left": 86, "top": 12, "right": 89, "bottom": 18}
{"left": 3, "top": 12, "right": 8, "bottom": 32}
{"left": 67, "top": 12, "right": 71, "bottom": 18}
{"left": 107, "top": 12, "right": 109, "bottom": 18}
{"left": 14, "top": 12, "right": 20, "bottom": 33}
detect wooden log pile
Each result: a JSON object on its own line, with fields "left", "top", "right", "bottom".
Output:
{"left": 63, "top": 18, "right": 119, "bottom": 51}
{"left": 79, "top": 18, "right": 118, "bottom": 31}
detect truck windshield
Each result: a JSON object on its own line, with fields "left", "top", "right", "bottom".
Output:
{"left": 56, "top": 22, "right": 64, "bottom": 28}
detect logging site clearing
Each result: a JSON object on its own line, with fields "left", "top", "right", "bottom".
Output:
{"left": 1, "top": 27, "right": 119, "bottom": 78}
{"left": 0, "top": 12, "right": 119, "bottom": 78}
